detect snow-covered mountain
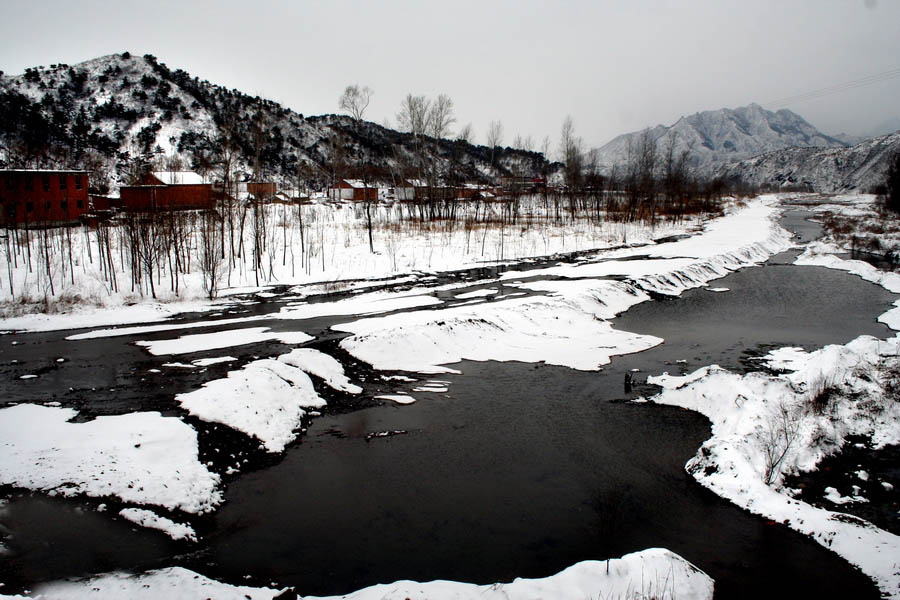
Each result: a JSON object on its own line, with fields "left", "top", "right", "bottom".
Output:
{"left": 717, "top": 131, "right": 900, "bottom": 193}
{"left": 0, "top": 53, "right": 549, "bottom": 192}
{"left": 593, "top": 104, "right": 847, "bottom": 173}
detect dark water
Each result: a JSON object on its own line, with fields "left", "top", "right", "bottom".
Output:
{"left": 0, "top": 208, "right": 894, "bottom": 598}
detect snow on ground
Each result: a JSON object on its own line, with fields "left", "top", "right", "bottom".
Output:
{"left": 454, "top": 287, "right": 498, "bottom": 299}
{"left": 376, "top": 394, "right": 417, "bottom": 404}
{"left": 28, "top": 548, "right": 713, "bottom": 600}
{"left": 177, "top": 356, "right": 327, "bottom": 453}
{"left": 648, "top": 340, "right": 900, "bottom": 598}
{"left": 278, "top": 348, "right": 362, "bottom": 394}
{"left": 118, "top": 508, "right": 196, "bottom": 542}
{"left": 192, "top": 356, "right": 237, "bottom": 367}
{"left": 336, "top": 294, "right": 663, "bottom": 373}
{"left": 0, "top": 404, "right": 221, "bottom": 514}
{"left": 29, "top": 567, "right": 285, "bottom": 600}
{"left": 274, "top": 288, "right": 442, "bottom": 320}
{"left": 136, "top": 327, "right": 313, "bottom": 356}
{"left": 65, "top": 315, "right": 267, "bottom": 341}
{"left": 336, "top": 197, "right": 792, "bottom": 374}
{"left": 0, "top": 301, "right": 226, "bottom": 335}
{"left": 645, "top": 205, "right": 900, "bottom": 598}
{"left": 0, "top": 196, "right": 705, "bottom": 333}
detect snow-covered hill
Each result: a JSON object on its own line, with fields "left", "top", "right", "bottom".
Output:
{"left": 593, "top": 103, "right": 847, "bottom": 173}
{"left": 0, "top": 52, "right": 549, "bottom": 192}
{"left": 717, "top": 131, "right": 900, "bottom": 192}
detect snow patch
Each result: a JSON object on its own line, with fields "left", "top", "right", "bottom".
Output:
{"left": 118, "top": 508, "right": 197, "bottom": 542}
{"left": 278, "top": 348, "right": 362, "bottom": 394}
{"left": 376, "top": 394, "right": 417, "bottom": 405}
{"left": 177, "top": 357, "right": 326, "bottom": 453}
{"left": 0, "top": 404, "right": 221, "bottom": 514}
{"left": 136, "top": 327, "right": 313, "bottom": 356}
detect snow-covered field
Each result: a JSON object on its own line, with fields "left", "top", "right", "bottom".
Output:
{"left": 2, "top": 194, "right": 899, "bottom": 598}
{"left": 0, "top": 196, "right": 705, "bottom": 333}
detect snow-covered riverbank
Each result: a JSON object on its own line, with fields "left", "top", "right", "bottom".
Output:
{"left": 2, "top": 194, "right": 897, "bottom": 599}
{"left": 17, "top": 548, "right": 713, "bottom": 600}
{"left": 646, "top": 198, "right": 900, "bottom": 598}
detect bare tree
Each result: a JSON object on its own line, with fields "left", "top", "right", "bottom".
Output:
{"left": 340, "top": 84, "right": 375, "bottom": 252}
{"left": 428, "top": 94, "right": 456, "bottom": 141}
{"left": 486, "top": 120, "right": 504, "bottom": 166}
{"left": 456, "top": 123, "right": 475, "bottom": 144}
{"left": 559, "top": 115, "right": 584, "bottom": 192}
{"left": 762, "top": 401, "right": 800, "bottom": 485}
{"left": 397, "top": 93, "right": 431, "bottom": 181}
{"left": 427, "top": 94, "right": 455, "bottom": 217}
{"left": 338, "top": 84, "right": 374, "bottom": 122}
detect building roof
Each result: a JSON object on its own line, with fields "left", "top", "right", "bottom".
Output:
{"left": 340, "top": 179, "right": 375, "bottom": 189}
{"left": 0, "top": 169, "right": 89, "bottom": 174}
{"left": 151, "top": 171, "right": 207, "bottom": 185}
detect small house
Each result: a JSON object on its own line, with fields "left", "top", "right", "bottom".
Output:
{"left": 329, "top": 179, "right": 377, "bottom": 202}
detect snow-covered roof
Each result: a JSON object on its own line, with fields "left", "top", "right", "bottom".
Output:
{"left": 341, "top": 179, "right": 374, "bottom": 189}
{"left": 152, "top": 171, "right": 206, "bottom": 185}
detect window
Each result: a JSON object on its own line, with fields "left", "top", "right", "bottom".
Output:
{"left": 59, "top": 174, "right": 67, "bottom": 190}
{"left": 61, "top": 199, "right": 68, "bottom": 211}
{"left": 4, "top": 177, "right": 13, "bottom": 191}
{"left": 26, "top": 201, "right": 34, "bottom": 213}
{"left": 77, "top": 199, "right": 83, "bottom": 209}
{"left": 45, "top": 200, "right": 51, "bottom": 210}
{"left": 42, "top": 175, "right": 51, "bottom": 192}
{"left": 25, "top": 177, "right": 33, "bottom": 191}
{"left": 75, "top": 175, "right": 83, "bottom": 190}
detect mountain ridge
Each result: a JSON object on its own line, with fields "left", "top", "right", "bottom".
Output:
{"left": 592, "top": 103, "right": 848, "bottom": 174}
{"left": 0, "top": 52, "right": 549, "bottom": 193}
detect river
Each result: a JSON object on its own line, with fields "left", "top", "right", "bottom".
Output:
{"left": 0, "top": 206, "right": 895, "bottom": 599}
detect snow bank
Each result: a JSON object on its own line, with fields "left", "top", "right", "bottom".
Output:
{"left": 177, "top": 358, "right": 327, "bottom": 453}
{"left": 0, "top": 404, "right": 221, "bottom": 514}
{"left": 118, "top": 508, "right": 196, "bottom": 542}
{"left": 136, "top": 327, "right": 313, "bottom": 356}
{"left": 30, "top": 548, "right": 713, "bottom": 600}
{"left": 276, "top": 289, "right": 442, "bottom": 320}
{"left": 66, "top": 315, "right": 265, "bottom": 341}
{"left": 31, "top": 567, "right": 285, "bottom": 599}
{"left": 648, "top": 336, "right": 900, "bottom": 598}
{"left": 336, "top": 294, "right": 663, "bottom": 373}
{"left": 337, "top": 198, "right": 792, "bottom": 374}
{"left": 278, "top": 348, "right": 362, "bottom": 393}
{"left": 1, "top": 300, "right": 226, "bottom": 334}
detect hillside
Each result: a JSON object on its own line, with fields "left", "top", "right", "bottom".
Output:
{"left": 717, "top": 130, "right": 900, "bottom": 193}
{"left": 592, "top": 103, "right": 847, "bottom": 173}
{"left": 0, "top": 52, "right": 549, "bottom": 193}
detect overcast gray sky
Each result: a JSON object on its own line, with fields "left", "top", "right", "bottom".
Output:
{"left": 2, "top": 0, "right": 899, "bottom": 150}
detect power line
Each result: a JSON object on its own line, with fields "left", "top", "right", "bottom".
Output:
{"left": 768, "top": 66, "right": 900, "bottom": 107}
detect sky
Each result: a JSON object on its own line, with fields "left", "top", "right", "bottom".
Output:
{"left": 2, "top": 0, "right": 899, "bottom": 152}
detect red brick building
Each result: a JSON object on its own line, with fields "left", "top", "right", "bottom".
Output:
{"left": 120, "top": 171, "right": 214, "bottom": 212}
{"left": 0, "top": 170, "right": 90, "bottom": 226}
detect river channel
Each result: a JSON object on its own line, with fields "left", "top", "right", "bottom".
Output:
{"left": 0, "top": 207, "right": 895, "bottom": 599}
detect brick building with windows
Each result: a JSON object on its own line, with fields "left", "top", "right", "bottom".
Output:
{"left": 119, "top": 171, "right": 214, "bottom": 212}
{"left": 0, "top": 170, "right": 90, "bottom": 226}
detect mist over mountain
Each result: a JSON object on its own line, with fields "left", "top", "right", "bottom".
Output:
{"left": 592, "top": 104, "right": 848, "bottom": 174}
{"left": 0, "top": 52, "right": 548, "bottom": 192}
